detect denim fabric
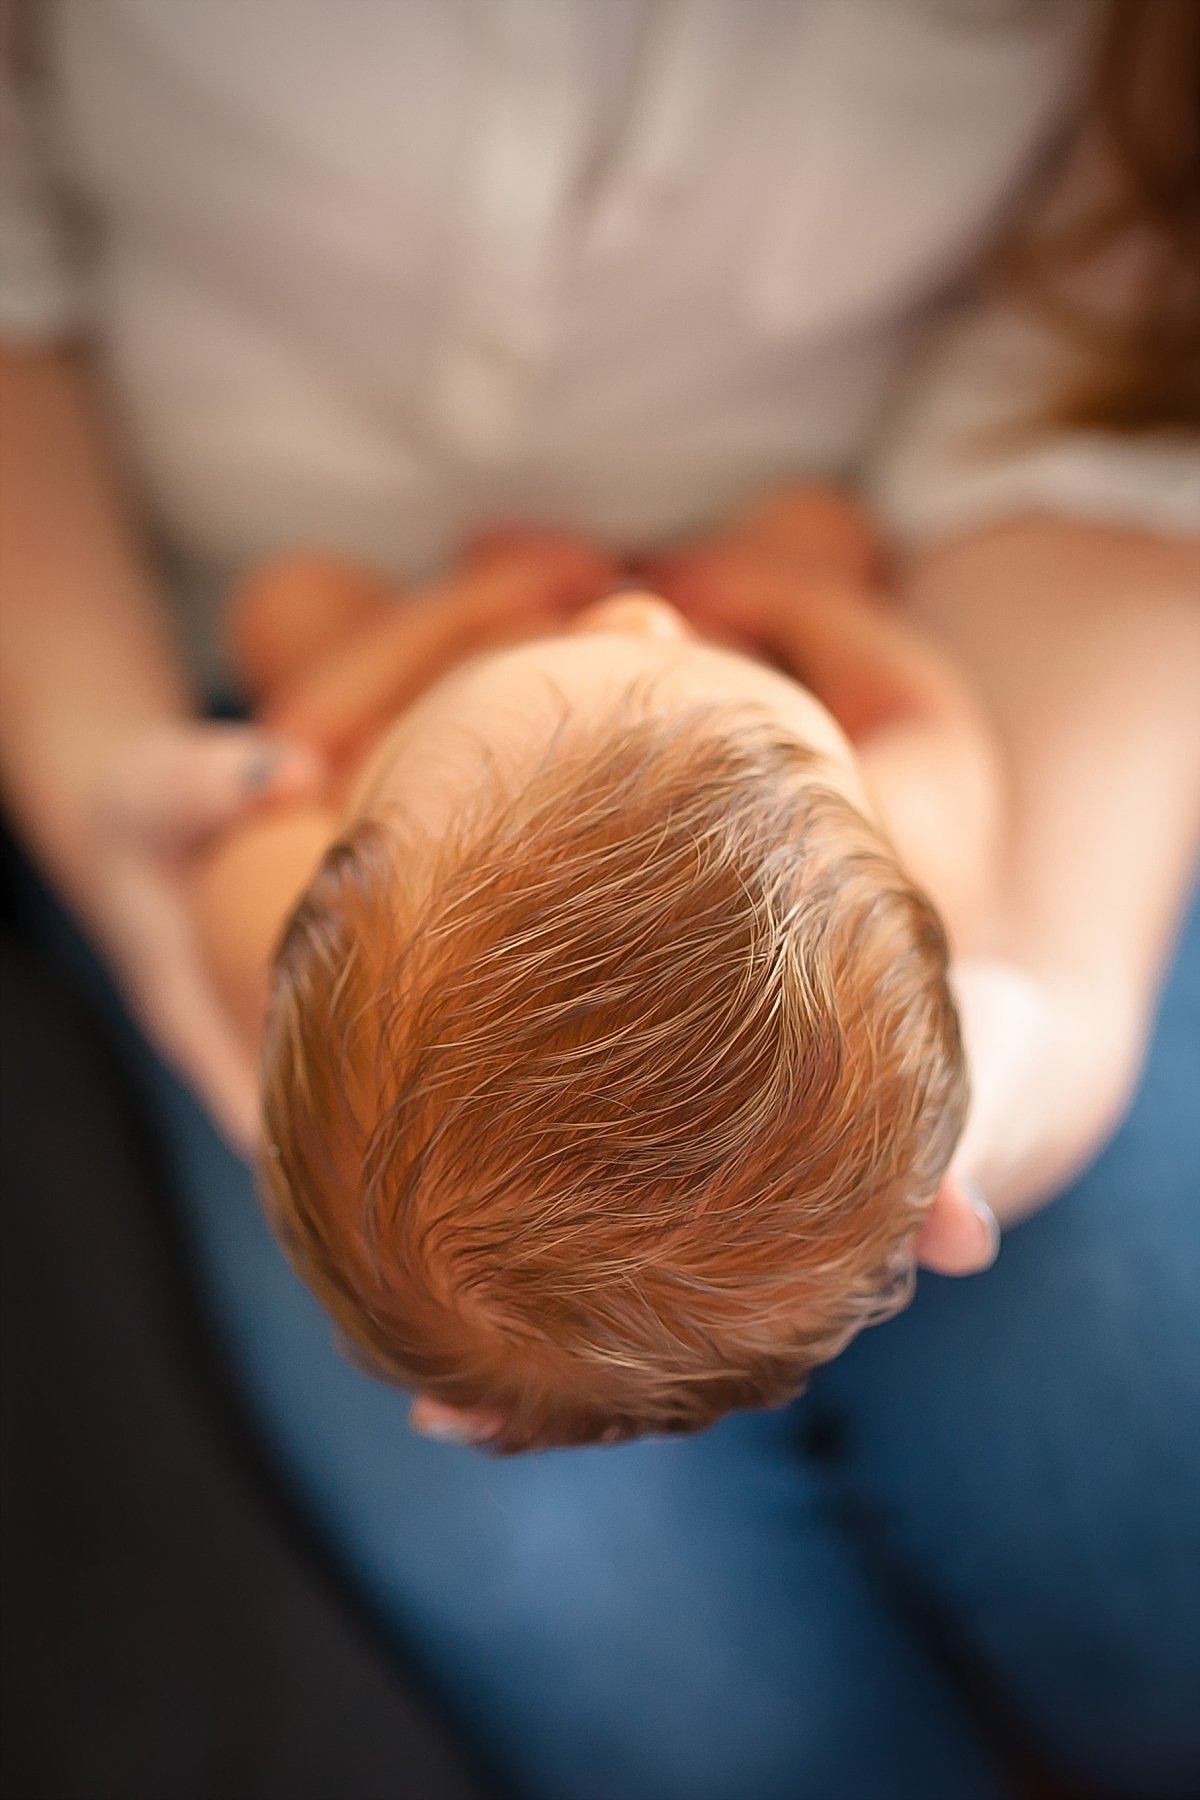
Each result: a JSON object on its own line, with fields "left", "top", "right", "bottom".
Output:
{"left": 78, "top": 888, "right": 1200, "bottom": 1798}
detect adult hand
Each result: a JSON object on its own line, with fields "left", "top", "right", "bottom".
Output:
{"left": 946, "top": 957, "right": 1136, "bottom": 1228}
{"left": 89, "top": 721, "right": 322, "bottom": 1153}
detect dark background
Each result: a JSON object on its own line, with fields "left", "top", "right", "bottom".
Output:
{"left": 0, "top": 837, "right": 496, "bottom": 1800}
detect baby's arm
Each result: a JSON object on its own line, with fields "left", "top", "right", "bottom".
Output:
{"left": 185, "top": 555, "right": 393, "bottom": 1056}
{"left": 778, "top": 580, "right": 1004, "bottom": 950}
{"left": 195, "top": 535, "right": 620, "bottom": 1056}
{"left": 246, "top": 534, "right": 619, "bottom": 768}
{"left": 189, "top": 803, "right": 338, "bottom": 1054}
{"left": 658, "top": 546, "right": 1002, "bottom": 949}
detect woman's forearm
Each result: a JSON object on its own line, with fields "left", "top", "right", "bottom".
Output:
{"left": 0, "top": 347, "right": 190, "bottom": 908}
{"left": 900, "top": 515, "right": 1200, "bottom": 1211}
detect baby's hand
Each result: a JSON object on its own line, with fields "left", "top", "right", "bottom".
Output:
{"left": 652, "top": 539, "right": 928, "bottom": 734}
{"left": 720, "top": 483, "right": 884, "bottom": 586}
{"left": 646, "top": 484, "right": 890, "bottom": 705}
{"left": 464, "top": 522, "right": 621, "bottom": 585}
{"left": 262, "top": 536, "right": 619, "bottom": 769}
{"left": 645, "top": 483, "right": 883, "bottom": 608}
{"left": 655, "top": 536, "right": 1003, "bottom": 949}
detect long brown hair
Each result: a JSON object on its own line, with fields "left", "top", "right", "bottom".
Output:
{"left": 1007, "top": 0, "right": 1199, "bottom": 432}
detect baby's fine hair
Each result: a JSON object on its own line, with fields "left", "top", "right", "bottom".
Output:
{"left": 261, "top": 701, "right": 966, "bottom": 1452}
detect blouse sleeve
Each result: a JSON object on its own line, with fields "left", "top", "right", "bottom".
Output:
{"left": 0, "top": 27, "right": 92, "bottom": 343}
{"left": 867, "top": 145, "right": 1200, "bottom": 546}
{"left": 867, "top": 297, "right": 1199, "bottom": 546}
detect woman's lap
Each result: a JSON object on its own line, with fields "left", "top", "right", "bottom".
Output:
{"left": 810, "top": 883, "right": 1200, "bottom": 1794}
{"left": 134, "top": 885, "right": 1200, "bottom": 1798}
{"left": 148, "top": 1072, "right": 998, "bottom": 1800}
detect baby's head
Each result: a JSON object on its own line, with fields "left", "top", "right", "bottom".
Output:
{"left": 261, "top": 595, "right": 967, "bottom": 1450}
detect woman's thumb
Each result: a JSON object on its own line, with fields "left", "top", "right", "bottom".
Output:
{"left": 107, "top": 723, "right": 323, "bottom": 851}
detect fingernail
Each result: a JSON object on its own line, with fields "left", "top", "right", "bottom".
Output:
{"left": 416, "top": 1419, "right": 474, "bottom": 1445}
{"left": 961, "top": 1179, "right": 1001, "bottom": 1268}
{"left": 410, "top": 1406, "right": 475, "bottom": 1446}
{"left": 240, "top": 747, "right": 282, "bottom": 793}
{"left": 242, "top": 742, "right": 319, "bottom": 795}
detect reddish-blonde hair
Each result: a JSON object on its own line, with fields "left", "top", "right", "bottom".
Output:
{"left": 261, "top": 702, "right": 966, "bottom": 1451}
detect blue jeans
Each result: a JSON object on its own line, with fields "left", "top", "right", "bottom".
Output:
{"left": 126, "top": 887, "right": 1200, "bottom": 1799}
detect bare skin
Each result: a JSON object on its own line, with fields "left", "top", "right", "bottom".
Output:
{"left": 3, "top": 345, "right": 1196, "bottom": 1314}
{"left": 0, "top": 349, "right": 323, "bottom": 1146}
{"left": 190, "top": 495, "right": 996, "bottom": 1074}
{"left": 188, "top": 507, "right": 1009, "bottom": 1394}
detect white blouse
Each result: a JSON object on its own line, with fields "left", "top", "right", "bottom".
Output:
{"left": 3, "top": 0, "right": 1196, "bottom": 670}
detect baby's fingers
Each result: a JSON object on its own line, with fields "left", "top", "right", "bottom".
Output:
{"left": 268, "top": 545, "right": 617, "bottom": 756}
{"left": 451, "top": 538, "right": 620, "bottom": 628}
{"left": 465, "top": 524, "right": 620, "bottom": 591}
{"left": 727, "top": 485, "right": 883, "bottom": 585}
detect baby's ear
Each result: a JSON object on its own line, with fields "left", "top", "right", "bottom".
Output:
{"left": 914, "top": 1174, "right": 1000, "bottom": 1276}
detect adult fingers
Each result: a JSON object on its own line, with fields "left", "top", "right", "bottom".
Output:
{"left": 913, "top": 1175, "right": 1000, "bottom": 1276}
{"left": 105, "top": 723, "right": 323, "bottom": 855}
